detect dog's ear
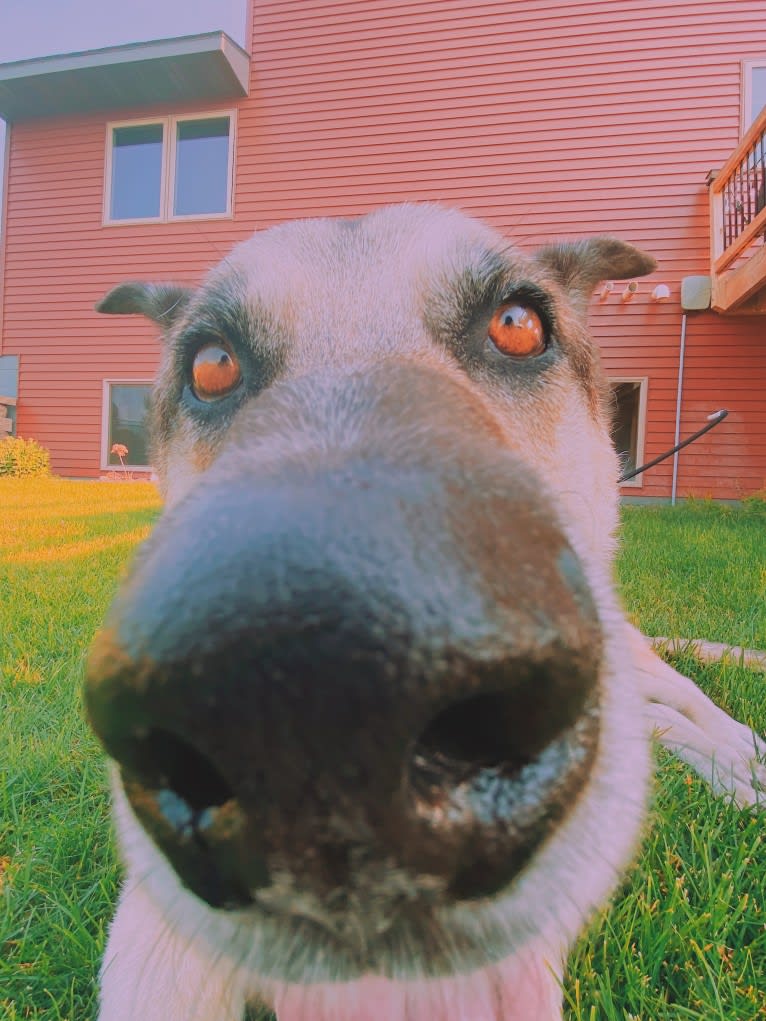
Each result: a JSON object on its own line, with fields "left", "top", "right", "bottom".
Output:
{"left": 534, "top": 237, "right": 656, "bottom": 313}
{"left": 96, "top": 282, "right": 192, "bottom": 328}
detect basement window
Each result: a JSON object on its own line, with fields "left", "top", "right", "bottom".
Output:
{"left": 102, "top": 382, "right": 152, "bottom": 469}
{"left": 105, "top": 112, "right": 234, "bottom": 223}
{"left": 0, "top": 355, "right": 18, "bottom": 437}
{"left": 610, "top": 378, "right": 647, "bottom": 488}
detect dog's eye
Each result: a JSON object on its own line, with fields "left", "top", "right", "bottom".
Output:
{"left": 191, "top": 342, "right": 242, "bottom": 401}
{"left": 488, "top": 305, "right": 546, "bottom": 358}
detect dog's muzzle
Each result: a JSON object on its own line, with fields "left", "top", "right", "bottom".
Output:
{"left": 85, "top": 368, "right": 603, "bottom": 913}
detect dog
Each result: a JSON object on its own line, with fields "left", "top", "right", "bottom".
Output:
{"left": 85, "top": 204, "right": 765, "bottom": 1021}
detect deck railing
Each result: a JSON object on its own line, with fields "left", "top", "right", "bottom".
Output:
{"left": 709, "top": 104, "right": 766, "bottom": 312}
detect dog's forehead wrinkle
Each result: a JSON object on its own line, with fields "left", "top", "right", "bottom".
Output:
{"left": 219, "top": 205, "right": 513, "bottom": 352}
{"left": 428, "top": 248, "right": 511, "bottom": 317}
{"left": 175, "top": 278, "right": 291, "bottom": 375}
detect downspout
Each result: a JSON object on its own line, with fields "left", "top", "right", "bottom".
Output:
{"left": 670, "top": 313, "right": 687, "bottom": 506}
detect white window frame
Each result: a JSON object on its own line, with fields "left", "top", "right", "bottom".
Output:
{"left": 101, "top": 379, "right": 154, "bottom": 471}
{"left": 103, "top": 109, "right": 236, "bottom": 225}
{"left": 741, "top": 58, "right": 766, "bottom": 133}
{"left": 610, "top": 376, "right": 648, "bottom": 489}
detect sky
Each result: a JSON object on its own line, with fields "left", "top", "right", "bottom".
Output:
{"left": 0, "top": 0, "right": 247, "bottom": 196}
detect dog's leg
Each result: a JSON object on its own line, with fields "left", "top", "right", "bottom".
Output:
{"left": 627, "top": 623, "right": 766, "bottom": 806}
{"left": 98, "top": 878, "right": 246, "bottom": 1021}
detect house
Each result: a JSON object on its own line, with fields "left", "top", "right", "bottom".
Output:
{"left": 0, "top": 0, "right": 764, "bottom": 499}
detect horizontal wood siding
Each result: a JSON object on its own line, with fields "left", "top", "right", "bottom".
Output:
{"left": 2, "top": 102, "right": 256, "bottom": 476}
{"left": 2, "top": 0, "right": 765, "bottom": 496}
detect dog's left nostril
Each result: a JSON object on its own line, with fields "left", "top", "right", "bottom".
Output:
{"left": 123, "top": 729, "right": 234, "bottom": 812}
{"left": 413, "top": 678, "right": 588, "bottom": 780}
{"left": 406, "top": 642, "right": 600, "bottom": 900}
{"left": 414, "top": 691, "right": 528, "bottom": 775}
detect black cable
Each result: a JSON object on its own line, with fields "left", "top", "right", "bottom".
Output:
{"left": 618, "top": 409, "right": 729, "bottom": 483}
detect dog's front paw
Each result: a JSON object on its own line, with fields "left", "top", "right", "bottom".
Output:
{"left": 630, "top": 625, "right": 765, "bottom": 808}
{"left": 648, "top": 700, "right": 766, "bottom": 808}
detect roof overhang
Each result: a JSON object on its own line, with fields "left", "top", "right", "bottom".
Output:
{"left": 0, "top": 32, "right": 250, "bottom": 122}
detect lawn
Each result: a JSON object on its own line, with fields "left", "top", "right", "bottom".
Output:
{"left": 1, "top": 479, "right": 764, "bottom": 1021}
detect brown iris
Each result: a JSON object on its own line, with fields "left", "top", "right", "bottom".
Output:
{"left": 191, "top": 342, "right": 241, "bottom": 401}
{"left": 488, "top": 304, "right": 546, "bottom": 358}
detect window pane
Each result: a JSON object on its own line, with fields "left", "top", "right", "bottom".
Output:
{"left": 110, "top": 124, "right": 163, "bottom": 220}
{"left": 108, "top": 384, "right": 152, "bottom": 467}
{"left": 611, "top": 382, "right": 641, "bottom": 476}
{"left": 0, "top": 355, "right": 19, "bottom": 436}
{"left": 751, "top": 67, "right": 766, "bottom": 125}
{"left": 0, "top": 354, "right": 19, "bottom": 398}
{"left": 174, "top": 116, "right": 231, "bottom": 216}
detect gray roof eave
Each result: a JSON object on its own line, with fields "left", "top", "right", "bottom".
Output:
{"left": 0, "top": 32, "right": 250, "bottom": 122}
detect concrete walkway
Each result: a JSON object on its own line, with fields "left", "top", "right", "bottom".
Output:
{"left": 651, "top": 636, "right": 766, "bottom": 672}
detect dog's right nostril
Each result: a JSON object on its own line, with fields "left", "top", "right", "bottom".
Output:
{"left": 121, "top": 729, "right": 234, "bottom": 812}
{"left": 114, "top": 728, "right": 268, "bottom": 909}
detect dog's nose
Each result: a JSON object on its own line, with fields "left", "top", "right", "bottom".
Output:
{"left": 85, "top": 453, "right": 602, "bottom": 909}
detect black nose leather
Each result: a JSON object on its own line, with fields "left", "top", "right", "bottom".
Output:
{"left": 86, "top": 446, "right": 602, "bottom": 907}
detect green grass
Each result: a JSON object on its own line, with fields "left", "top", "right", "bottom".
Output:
{"left": 1, "top": 481, "right": 764, "bottom": 1020}
{"left": 1, "top": 479, "right": 161, "bottom": 1021}
{"left": 618, "top": 500, "right": 766, "bottom": 650}
{"left": 565, "top": 661, "right": 766, "bottom": 1020}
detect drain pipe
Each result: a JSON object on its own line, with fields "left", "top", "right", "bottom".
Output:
{"left": 671, "top": 275, "right": 713, "bottom": 504}
{"left": 670, "top": 313, "right": 687, "bottom": 506}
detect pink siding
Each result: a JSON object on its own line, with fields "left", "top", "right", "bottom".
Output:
{"left": 2, "top": 104, "right": 255, "bottom": 475}
{"left": 2, "top": 0, "right": 765, "bottom": 497}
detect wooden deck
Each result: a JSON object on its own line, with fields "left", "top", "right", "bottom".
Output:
{"left": 709, "top": 104, "right": 766, "bottom": 314}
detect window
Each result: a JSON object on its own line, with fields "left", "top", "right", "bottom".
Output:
{"left": 174, "top": 116, "right": 231, "bottom": 216}
{"left": 105, "top": 113, "right": 234, "bottom": 223}
{"left": 110, "top": 124, "right": 164, "bottom": 220}
{"left": 0, "top": 355, "right": 19, "bottom": 437}
{"left": 610, "top": 378, "right": 647, "bottom": 487}
{"left": 743, "top": 60, "right": 766, "bottom": 131}
{"left": 103, "top": 382, "right": 152, "bottom": 469}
